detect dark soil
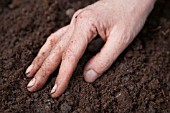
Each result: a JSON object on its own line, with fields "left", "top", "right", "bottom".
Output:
{"left": 0, "top": 0, "right": 170, "bottom": 113}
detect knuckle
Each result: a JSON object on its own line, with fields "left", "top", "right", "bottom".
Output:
{"left": 55, "top": 42, "right": 63, "bottom": 54}
{"left": 97, "top": 59, "right": 111, "bottom": 71}
{"left": 74, "top": 10, "right": 96, "bottom": 27}
{"left": 47, "top": 35, "right": 56, "bottom": 46}
{"left": 73, "top": 10, "right": 97, "bottom": 42}
{"left": 62, "top": 47, "right": 76, "bottom": 62}
{"left": 72, "top": 9, "right": 83, "bottom": 19}
{"left": 98, "top": 61, "right": 107, "bottom": 70}
{"left": 32, "top": 57, "right": 41, "bottom": 68}
{"left": 41, "top": 62, "right": 52, "bottom": 75}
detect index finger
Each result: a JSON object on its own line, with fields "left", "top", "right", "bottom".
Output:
{"left": 51, "top": 16, "right": 97, "bottom": 97}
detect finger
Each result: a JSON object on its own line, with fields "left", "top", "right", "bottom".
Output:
{"left": 51, "top": 11, "right": 98, "bottom": 97}
{"left": 25, "top": 25, "right": 68, "bottom": 78}
{"left": 27, "top": 44, "right": 62, "bottom": 92}
{"left": 27, "top": 25, "right": 75, "bottom": 92}
{"left": 84, "top": 27, "right": 133, "bottom": 83}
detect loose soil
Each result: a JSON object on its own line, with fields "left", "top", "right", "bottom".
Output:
{"left": 0, "top": 0, "right": 170, "bottom": 113}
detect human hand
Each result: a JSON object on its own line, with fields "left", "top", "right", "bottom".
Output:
{"left": 26, "top": 0, "right": 155, "bottom": 98}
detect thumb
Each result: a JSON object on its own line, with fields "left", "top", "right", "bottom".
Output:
{"left": 83, "top": 27, "right": 133, "bottom": 83}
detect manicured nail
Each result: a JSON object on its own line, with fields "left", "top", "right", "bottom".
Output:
{"left": 85, "top": 69, "right": 98, "bottom": 83}
{"left": 51, "top": 84, "right": 57, "bottom": 94}
{"left": 27, "top": 77, "right": 36, "bottom": 88}
{"left": 25, "top": 64, "right": 33, "bottom": 75}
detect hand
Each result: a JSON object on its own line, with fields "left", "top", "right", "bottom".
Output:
{"left": 26, "top": 0, "right": 155, "bottom": 98}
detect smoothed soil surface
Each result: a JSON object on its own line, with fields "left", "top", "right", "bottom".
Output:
{"left": 0, "top": 0, "right": 170, "bottom": 113}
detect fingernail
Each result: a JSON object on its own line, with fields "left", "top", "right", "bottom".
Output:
{"left": 25, "top": 64, "right": 33, "bottom": 75}
{"left": 85, "top": 69, "right": 98, "bottom": 83}
{"left": 51, "top": 84, "right": 57, "bottom": 94}
{"left": 27, "top": 77, "right": 36, "bottom": 88}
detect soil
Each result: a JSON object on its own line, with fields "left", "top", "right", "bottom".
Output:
{"left": 0, "top": 0, "right": 170, "bottom": 113}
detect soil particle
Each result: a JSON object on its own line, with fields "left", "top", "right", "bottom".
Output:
{"left": 66, "top": 8, "right": 75, "bottom": 18}
{"left": 60, "top": 102, "right": 72, "bottom": 113}
{"left": 148, "top": 78, "right": 160, "bottom": 90}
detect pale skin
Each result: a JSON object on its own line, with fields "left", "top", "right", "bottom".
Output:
{"left": 26, "top": 0, "right": 156, "bottom": 98}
